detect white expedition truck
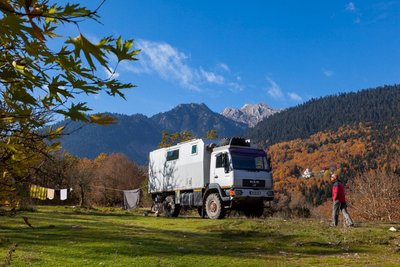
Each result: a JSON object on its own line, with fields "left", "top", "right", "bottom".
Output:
{"left": 148, "top": 137, "right": 274, "bottom": 219}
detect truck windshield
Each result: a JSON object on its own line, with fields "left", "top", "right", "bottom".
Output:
{"left": 229, "top": 148, "right": 269, "bottom": 171}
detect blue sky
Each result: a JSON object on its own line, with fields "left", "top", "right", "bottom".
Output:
{"left": 72, "top": 0, "right": 400, "bottom": 116}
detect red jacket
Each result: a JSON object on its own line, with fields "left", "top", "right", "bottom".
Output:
{"left": 332, "top": 181, "right": 346, "bottom": 203}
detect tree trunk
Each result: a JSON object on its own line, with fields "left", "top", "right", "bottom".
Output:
{"left": 79, "top": 184, "right": 87, "bottom": 207}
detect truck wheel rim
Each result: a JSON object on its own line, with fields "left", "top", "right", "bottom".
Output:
{"left": 210, "top": 201, "right": 217, "bottom": 213}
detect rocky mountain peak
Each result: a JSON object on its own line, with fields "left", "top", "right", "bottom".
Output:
{"left": 222, "top": 103, "right": 281, "bottom": 127}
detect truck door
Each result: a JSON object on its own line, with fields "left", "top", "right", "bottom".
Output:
{"left": 212, "top": 152, "right": 232, "bottom": 188}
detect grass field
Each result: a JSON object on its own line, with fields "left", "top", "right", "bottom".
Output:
{"left": 0, "top": 206, "right": 399, "bottom": 266}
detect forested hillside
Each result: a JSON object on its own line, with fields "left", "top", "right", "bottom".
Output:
{"left": 268, "top": 122, "right": 400, "bottom": 220}
{"left": 248, "top": 85, "right": 400, "bottom": 146}
{"left": 54, "top": 114, "right": 160, "bottom": 164}
{"left": 55, "top": 103, "right": 246, "bottom": 164}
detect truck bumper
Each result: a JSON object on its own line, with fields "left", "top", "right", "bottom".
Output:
{"left": 230, "top": 188, "right": 274, "bottom": 200}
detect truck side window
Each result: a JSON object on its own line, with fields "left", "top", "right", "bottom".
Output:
{"left": 166, "top": 149, "right": 179, "bottom": 161}
{"left": 216, "top": 154, "right": 223, "bottom": 168}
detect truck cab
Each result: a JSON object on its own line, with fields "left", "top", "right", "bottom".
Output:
{"left": 210, "top": 146, "right": 274, "bottom": 199}
{"left": 205, "top": 140, "right": 274, "bottom": 218}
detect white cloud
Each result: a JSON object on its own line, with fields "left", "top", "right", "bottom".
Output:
{"left": 345, "top": 2, "right": 362, "bottom": 23}
{"left": 136, "top": 40, "right": 199, "bottom": 90}
{"left": 288, "top": 92, "right": 303, "bottom": 101}
{"left": 217, "top": 63, "right": 230, "bottom": 72}
{"left": 121, "top": 39, "right": 240, "bottom": 91}
{"left": 227, "top": 82, "right": 244, "bottom": 91}
{"left": 346, "top": 2, "right": 357, "bottom": 12}
{"left": 200, "top": 68, "right": 225, "bottom": 84}
{"left": 323, "top": 69, "right": 334, "bottom": 77}
{"left": 266, "top": 76, "right": 284, "bottom": 99}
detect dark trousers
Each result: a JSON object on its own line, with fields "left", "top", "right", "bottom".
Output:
{"left": 332, "top": 201, "right": 354, "bottom": 226}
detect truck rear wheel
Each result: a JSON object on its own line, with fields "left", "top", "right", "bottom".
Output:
{"left": 205, "top": 193, "right": 226, "bottom": 219}
{"left": 163, "top": 195, "right": 180, "bottom": 217}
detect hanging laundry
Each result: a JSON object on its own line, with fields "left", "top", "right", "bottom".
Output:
{"left": 37, "top": 186, "right": 47, "bottom": 200}
{"left": 60, "top": 189, "right": 67, "bottom": 201}
{"left": 123, "top": 189, "right": 140, "bottom": 210}
{"left": 30, "top": 185, "right": 47, "bottom": 200}
{"left": 30, "top": 185, "right": 39, "bottom": 199}
{"left": 47, "top": 188, "right": 55, "bottom": 200}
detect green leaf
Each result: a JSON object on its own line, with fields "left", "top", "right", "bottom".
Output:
{"left": 67, "top": 34, "right": 108, "bottom": 70}
{"left": 57, "top": 102, "right": 92, "bottom": 121}
{"left": 11, "top": 87, "right": 37, "bottom": 106}
{"left": 109, "top": 37, "right": 140, "bottom": 62}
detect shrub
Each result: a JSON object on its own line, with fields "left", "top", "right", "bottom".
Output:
{"left": 348, "top": 171, "right": 400, "bottom": 221}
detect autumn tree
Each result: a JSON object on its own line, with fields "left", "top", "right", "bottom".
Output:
{"left": 206, "top": 129, "right": 218, "bottom": 139}
{"left": 158, "top": 130, "right": 194, "bottom": 148}
{"left": 0, "top": 0, "right": 139, "bottom": 205}
{"left": 92, "top": 153, "right": 146, "bottom": 206}
{"left": 74, "top": 158, "right": 96, "bottom": 207}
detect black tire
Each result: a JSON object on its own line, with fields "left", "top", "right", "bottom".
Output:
{"left": 205, "top": 193, "right": 226, "bottom": 219}
{"left": 244, "top": 201, "right": 264, "bottom": 218}
{"left": 163, "top": 195, "right": 180, "bottom": 217}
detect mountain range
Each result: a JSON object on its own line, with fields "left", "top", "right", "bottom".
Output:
{"left": 57, "top": 103, "right": 262, "bottom": 164}
{"left": 56, "top": 84, "right": 400, "bottom": 165}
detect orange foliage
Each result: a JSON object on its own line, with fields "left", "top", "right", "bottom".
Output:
{"left": 267, "top": 123, "right": 400, "bottom": 218}
{"left": 269, "top": 124, "right": 372, "bottom": 183}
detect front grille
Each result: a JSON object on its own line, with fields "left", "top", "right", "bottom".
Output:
{"left": 242, "top": 179, "right": 265, "bottom": 188}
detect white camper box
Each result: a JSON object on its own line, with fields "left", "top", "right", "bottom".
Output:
{"left": 148, "top": 139, "right": 211, "bottom": 193}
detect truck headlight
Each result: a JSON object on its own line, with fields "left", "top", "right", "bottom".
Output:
{"left": 235, "top": 190, "right": 243, "bottom": 196}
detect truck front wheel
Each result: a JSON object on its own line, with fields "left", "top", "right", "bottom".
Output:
{"left": 205, "top": 193, "right": 226, "bottom": 219}
{"left": 163, "top": 195, "right": 180, "bottom": 217}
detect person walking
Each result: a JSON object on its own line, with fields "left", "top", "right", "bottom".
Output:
{"left": 331, "top": 173, "right": 354, "bottom": 227}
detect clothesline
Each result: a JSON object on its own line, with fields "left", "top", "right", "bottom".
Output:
{"left": 91, "top": 185, "right": 141, "bottom": 210}
{"left": 91, "top": 185, "right": 131, "bottom": 192}
{"left": 30, "top": 184, "right": 72, "bottom": 201}
{"left": 29, "top": 183, "right": 141, "bottom": 210}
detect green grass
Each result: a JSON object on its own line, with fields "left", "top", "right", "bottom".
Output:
{"left": 0, "top": 206, "right": 399, "bottom": 266}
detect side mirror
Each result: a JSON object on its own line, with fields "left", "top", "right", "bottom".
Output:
{"left": 266, "top": 156, "right": 272, "bottom": 172}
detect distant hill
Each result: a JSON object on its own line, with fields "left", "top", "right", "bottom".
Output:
{"left": 152, "top": 103, "right": 246, "bottom": 137}
{"left": 222, "top": 103, "right": 281, "bottom": 127}
{"left": 267, "top": 121, "right": 400, "bottom": 215}
{"left": 247, "top": 84, "right": 400, "bottom": 213}
{"left": 56, "top": 103, "right": 247, "bottom": 164}
{"left": 248, "top": 85, "right": 400, "bottom": 146}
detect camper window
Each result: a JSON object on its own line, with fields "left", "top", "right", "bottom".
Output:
{"left": 166, "top": 149, "right": 179, "bottom": 161}
{"left": 191, "top": 145, "right": 197, "bottom": 155}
